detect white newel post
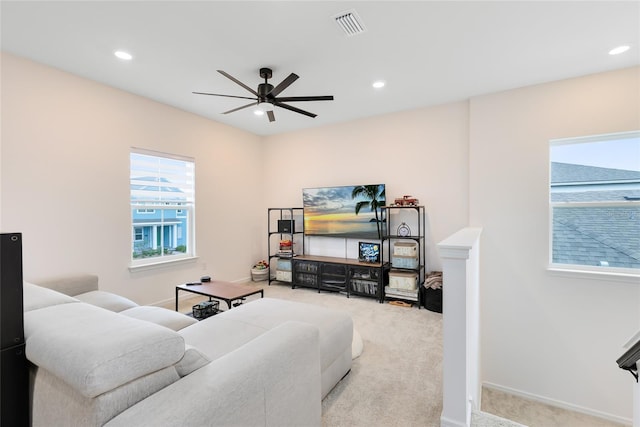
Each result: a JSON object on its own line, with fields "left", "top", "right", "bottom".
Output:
{"left": 622, "top": 331, "right": 640, "bottom": 427}
{"left": 438, "top": 227, "right": 483, "bottom": 427}
{"left": 634, "top": 369, "right": 639, "bottom": 427}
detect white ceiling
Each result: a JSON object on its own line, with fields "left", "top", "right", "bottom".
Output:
{"left": 1, "top": 1, "right": 638, "bottom": 136}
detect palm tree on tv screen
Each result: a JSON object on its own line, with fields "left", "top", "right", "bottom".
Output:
{"left": 352, "top": 184, "right": 386, "bottom": 238}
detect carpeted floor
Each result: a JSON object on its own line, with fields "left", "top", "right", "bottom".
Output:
{"left": 171, "top": 280, "right": 627, "bottom": 427}
{"left": 250, "top": 281, "right": 443, "bottom": 426}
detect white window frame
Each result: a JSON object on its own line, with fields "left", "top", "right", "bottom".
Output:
{"left": 130, "top": 148, "right": 197, "bottom": 269}
{"left": 548, "top": 131, "right": 640, "bottom": 281}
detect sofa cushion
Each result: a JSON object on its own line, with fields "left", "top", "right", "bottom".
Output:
{"left": 74, "top": 290, "right": 138, "bottom": 312}
{"left": 25, "top": 302, "right": 185, "bottom": 398}
{"left": 216, "top": 298, "right": 352, "bottom": 372}
{"left": 23, "top": 282, "right": 79, "bottom": 313}
{"left": 174, "top": 345, "right": 211, "bottom": 377}
{"left": 120, "top": 306, "right": 198, "bottom": 331}
{"left": 179, "top": 317, "right": 269, "bottom": 361}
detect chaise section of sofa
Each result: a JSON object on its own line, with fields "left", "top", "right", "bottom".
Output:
{"left": 105, "top": 321, "right": 322, "bottom": 427}
{"left": 179, "top": 297, "right": 353, "bottom": 398}
{"left": 23, "top": 276, "right": 327, "bottom": 426}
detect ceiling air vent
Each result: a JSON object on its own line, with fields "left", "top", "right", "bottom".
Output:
{"left": 334, "top": 10, "right": 366, "bottom": 36}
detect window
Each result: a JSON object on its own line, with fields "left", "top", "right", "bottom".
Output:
{"left": 549, "top": 131, "right": 640, "bottom": 274}
{"left": 130, "top": 149, "right": 195, "bottom": 266}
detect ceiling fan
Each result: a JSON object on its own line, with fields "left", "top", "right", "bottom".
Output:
{"left": 193, "top": 68, "right": 334, "bottom": 122}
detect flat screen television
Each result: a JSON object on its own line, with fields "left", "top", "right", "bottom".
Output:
{"left": 303, "top": 184, "right": 386, "bottom": 239}
{"left": 358, "top": 241, "right": 380, "bottom": 263}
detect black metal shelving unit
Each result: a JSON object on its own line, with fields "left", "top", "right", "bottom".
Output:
{"left": 267, "top": 208, "right": 304, "bottom": 285}
{"left": 381, "top": 205, "right": 426, "bottom": 306}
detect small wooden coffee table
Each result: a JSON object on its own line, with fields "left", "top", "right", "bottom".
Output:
{"left": 175, "top": 280, "right": 264, "bottom": 311}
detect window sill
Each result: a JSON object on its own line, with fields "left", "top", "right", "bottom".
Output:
{"left": 129, "top": 256, "right": 199, "bottom": 272}
{"left": 547, "top": 265, "right": 640, "bottom": 284}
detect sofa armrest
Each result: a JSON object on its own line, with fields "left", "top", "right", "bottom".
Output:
{"left": 105, "top": 321, "right": 322, "bottom": 427}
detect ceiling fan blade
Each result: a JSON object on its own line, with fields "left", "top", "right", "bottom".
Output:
{"left": 217, "top": 70, "right": 258, "bottom": 96}
{"left": 222, "top": 101, "right": 258, "bottom": 114}
{"left": 267, "top": 110, "right": 276, "bottom": 122}
{"left": 192, "top": 92, "right": 256, "bottom": 101}
{"left": 268, "top": 73, "right": 299, "bottom": 98}
{"left": 274, "top": 102, "right": 317, "bottom": 118}
{"left": 274, "top": 95, "right": 334, "bottom": 102}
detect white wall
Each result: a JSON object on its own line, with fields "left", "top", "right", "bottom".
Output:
{"left": 261, "top": 102, "right": 471, "bottom": 271}
{"left": 0, "top": 53, "right": 264, "bottom": 304}
{"left": 469, "top": 67, "right": 640, "bottom": 423}
{"left": 2, "top": 51, "right": 638, "bottom": 423}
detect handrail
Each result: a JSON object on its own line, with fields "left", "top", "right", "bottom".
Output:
{"left": 617, "top": 334, "right": 640, "bottom": 382}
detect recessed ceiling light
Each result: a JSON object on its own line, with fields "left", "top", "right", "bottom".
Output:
{"left": 114, "top": 50, "right": 133, "bottom": 60}
{"left": 609, "top": 45, "right": 630, "bottom": 55}
{"left": 372, "top": 81, "right": 385, "bottom": 89}
{"left": 254, "top": 110, "right": 265, "bottom": 116}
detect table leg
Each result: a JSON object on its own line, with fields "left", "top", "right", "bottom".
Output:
{"left": 175, "top": 288, "right": 179, "bottom": 311}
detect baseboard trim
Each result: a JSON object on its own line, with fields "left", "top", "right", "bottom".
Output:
{"left": 440, "top": 415, "right": 466, "bottom": 427}
{"left": 483, "top": 382, "right": 632, "bottom": 426}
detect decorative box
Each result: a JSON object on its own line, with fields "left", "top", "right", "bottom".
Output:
{"left": 391, "top": 255, "right": 418, "bottom": 269}
{"left": 393, "top": 241, "right": 417, "bottom": 257}
{"left": 192, "top": 300, "right": 219, "bottom": 319}
{"left": 389, "top": 271, "right": 418, "bottom": 291}
{"left": 276, "top": 270, "right": 292, "bottom": 282}
{"left": 277, "top": 259, "right": 292, "bottom": 271}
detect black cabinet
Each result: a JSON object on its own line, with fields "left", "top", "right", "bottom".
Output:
{"left": 292, "top": 255, "right": 388, "bottom": 300}
{"left": 267, "top": 208, "right": 304, "bottom": 285}
{"left": 349, "top": 265, "right": 387, "bottom": 299}
{"left": 0, "top": 233, "right": 29, "bottom": 426}
{"left": 320, "top": 263, "right": 347, "bottom": 292}
{"left": 292, "top": 258, "right": 319, "bottom": 289}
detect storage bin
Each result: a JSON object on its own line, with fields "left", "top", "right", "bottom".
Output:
{"left": 251, "top": 267, "right": 269, "bottom": 281}
{"left": 422, "top": 287, "right": 442, "bottom": 313}
{"left": 276, "top": 270, "right": 292, "bottom": 282}
{"left": 192, "top": 300, "right": 219, "bottom": 319}
{"left": 393, "top": 241, "right": 417, "bottom": 257}
{"left": 391, "top": 255, "right": 418, "bottom": 269}
{"left": 389, "top": 270, "right": 418, "bottom": 291}
{"left": 277, "top": 259, "right": 292, "bottom": 271}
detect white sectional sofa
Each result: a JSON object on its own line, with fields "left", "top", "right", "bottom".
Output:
{"left": 24, "top": 275, "right": 353, "bottom": 426}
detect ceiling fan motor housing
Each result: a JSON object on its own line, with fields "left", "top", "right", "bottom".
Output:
{"left": 258, "top": 83, "right": 274, "bottom": 102}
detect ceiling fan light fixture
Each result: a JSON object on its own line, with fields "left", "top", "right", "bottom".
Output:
{"left": 609, "top": 45, "right": 630, "bottom": 55}
{"left": 114, "top": 50, "right": 133, "bottom": 60}
{"left": 256, "top": 102, "right": 274, "bottom": 113}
